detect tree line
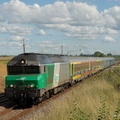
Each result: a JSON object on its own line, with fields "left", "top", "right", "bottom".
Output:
{"left": 80, "top": 51, "right": 112, "bottom": 57}
{"left": 67, "top": 51, "right": 120, "bottom": 60}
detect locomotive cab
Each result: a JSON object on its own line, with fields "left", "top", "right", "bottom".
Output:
{"left": 5, "top": 53, "right": 50, "bottom": 104}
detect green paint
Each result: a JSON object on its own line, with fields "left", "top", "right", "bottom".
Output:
{"left": 5, "top": 73, "right": 47, "bottom": 89}
{"left": 5, "top": 63, "right": 55, "bottom": 90}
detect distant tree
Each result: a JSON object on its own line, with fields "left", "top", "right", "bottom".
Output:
{"left": 80, "top": 53, "right": 83, "bottom": 56}
{"left": 94, "top": 51, "right": 104, "bottom": 57}
{"left": 107, "top": 53, "right": 112, "bottom": 56}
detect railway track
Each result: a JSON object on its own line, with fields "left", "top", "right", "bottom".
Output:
{"left": 0, "top": 105, "right": 18, "bottom": 116}
{"left": 0, "top": 93, "right": 9, "bottom": 103}
{"left": 0, "top": 93, "right": 4, "bottom": 97}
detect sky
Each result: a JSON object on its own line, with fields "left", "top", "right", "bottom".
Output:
{"left": 0, "top": 0, "right": 120, "bottom": 55}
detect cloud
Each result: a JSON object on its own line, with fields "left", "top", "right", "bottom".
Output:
{"left": 104, "top": 36, "right": 116, "bottom": 42}
{"left": 0, "top": 24, "right": 33, "bottom": 35}
{"left": 38, "top": 40, "right": 67, "bottom": 52}
{"left": 37, "top": 40, "right": 66, "bottom": 54}
{"left": 102, "top": 6, "right": 120, "bottom": 29}
{"left": 0, "top": 1, "right": 107, "bottom": 25}
{"left": 38, "top": 29, "right": 47, "bottom": 35}
{"left": 64, "top": 26, "right": 117, "bottom": 40}
{"left": 0, "top": 0, "right": 119, "bottom": 41}
{"left": 41, "top": 41, "right": 51, "bottom": 44}
{"left": 10, "top": 35, "right": 29, "bottom": 41}
{"left": 39, "top": 42, "right": 55, "bottom": 48}
{"left": 8, "top": 41, "right": 22, "bottom": 47}
{"left": 0, "top": 41, "right": 22, "bottom": 49}
{"left": 10, "top": 36, "right": 24, "bottom": 41}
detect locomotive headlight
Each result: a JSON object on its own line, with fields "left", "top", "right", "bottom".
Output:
{"left": 10, "top": 84, "right": 16, "bottom": 88}
{"left": 21, "top": 59, "right": 27, "bottom": 65}
{"left": 21, "top": 60, "right": 25, "bottom": 64}
{"left": 27, "top": 84, "right": 34, "bottom": 88}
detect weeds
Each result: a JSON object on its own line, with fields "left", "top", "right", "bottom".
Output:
{"left": 69, "top": 97, "right": 120, "bottom": 120}
{"left": 113, "top": 99, "right": 120, "bottom": 120}
{"left": 98, "top": 96, "right": 110, "bottom": 120}
{"left": 68, "top": 68, "right": 120, "bottom": 120}
{"left": 103, "top": 68, "right": 120, "bottom": 91}
{"left": 69, "top": 100, "right": 91, "bottom": 120}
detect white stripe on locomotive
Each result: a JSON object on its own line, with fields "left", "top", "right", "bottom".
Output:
{"left": 52, "top": 63, "right": 60, "bottom": 88}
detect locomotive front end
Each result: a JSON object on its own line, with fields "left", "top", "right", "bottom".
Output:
{"left": 5, "top": 74, "right": 46, "bottom": 104}
{"left": 5, "top": 53, "right": 47, "bottom": 104}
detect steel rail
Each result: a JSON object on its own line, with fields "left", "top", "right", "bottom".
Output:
{"left": 0, "top": 93, "right": 10, "bottom": 103}
{"left": 0, "top": 93, "right": 4, "bottom": 98}
{"left": 0, "top": 105, "right": 18, "bottom": 116}
{"left": 0, "top": 97, "right": 9, "bottom": 103}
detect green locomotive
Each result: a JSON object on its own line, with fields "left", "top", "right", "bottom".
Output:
{"left": 5, "top": 53, "right": 70, "bottom": 104}
{"left": 5, "top": 53, "right": 115, "bottom": 105}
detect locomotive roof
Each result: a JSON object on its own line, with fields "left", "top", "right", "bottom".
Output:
{"left": 7, "top": 53, "right": 115, "bottom": 66}
{"left": 66, "top": 56, "right": 115, "bottom": 62}
{"left": 7, "top": 53, "right": 69, "bottom": 66}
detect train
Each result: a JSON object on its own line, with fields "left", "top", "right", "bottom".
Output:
{"left": 5, "top": 53, "right": 115, "bottom": 105}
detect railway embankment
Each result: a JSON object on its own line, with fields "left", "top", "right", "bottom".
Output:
{"left": 18, "top": 66, "right": 120, "bottom": 120}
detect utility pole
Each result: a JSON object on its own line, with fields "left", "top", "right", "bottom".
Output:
{"left": 61, "top": 45, "right": 63, "bottom": 55}
{"left": 22, "top": 38, "right": 25, "bottom": 53}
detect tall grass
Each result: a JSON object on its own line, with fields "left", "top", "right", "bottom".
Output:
{"left": 22, "top": 67, "right": 120, "bottom": 120}
{"left": 0, "top": 60, "right": 9, "bottom": 64}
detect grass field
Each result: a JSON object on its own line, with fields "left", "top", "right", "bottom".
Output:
{"left": 23, "top": 67, "right": 120, "bottom": 120}
{"left": 0, "top": 56, "right": 13, "bottom": 92}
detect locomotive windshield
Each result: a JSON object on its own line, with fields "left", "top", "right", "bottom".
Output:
{"left": 8, "top": 66, "right": 40, "bottom": 75}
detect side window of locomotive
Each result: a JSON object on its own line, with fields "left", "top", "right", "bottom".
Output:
{"left": 40, "top": 66, "right": 46, "bottom": 74}
{"left": 44, "top": 66, "right": 46, "bottom": 73}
